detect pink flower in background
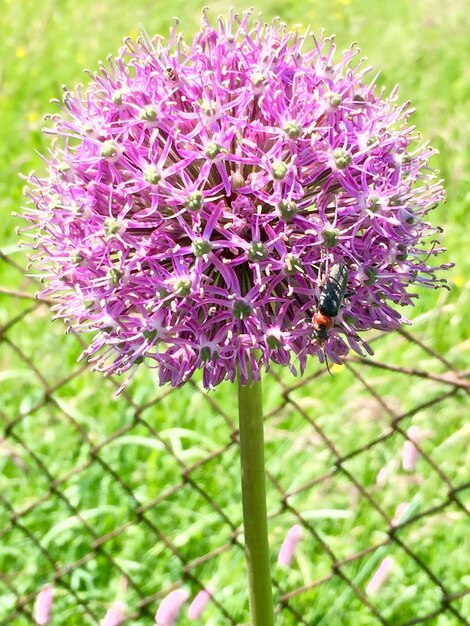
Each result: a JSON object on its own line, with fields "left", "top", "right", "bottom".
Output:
{"left": 155, "top": 589, "right": 189, "bottom": 626}
{"left": 402, "top": 426, "right": 421, "bottom": 471}
{"left": 278, "top": 524, "right": 303, "bottom": 567}
{"left": 391, "top": 501, "right": 410, "bottom": 526}
{"left": 375, "top": 460, "right": 398, "bottom": 486}
{"left": 366, "top": 557, "right": 394, "bottom": 595}
{"left": 101, "top": 601, "right": 125, "bottom": 626}
{"left": 34, "top": 585, "right": 54, "bottom": 626}
{"left": 376, "top": 466, "right": 388, "bottom": 486}
{"left": 23, "top": 10, "right": 448, "bottom": 390}
{"left": 188, "top": 588, "right": 213, "bottom": 620}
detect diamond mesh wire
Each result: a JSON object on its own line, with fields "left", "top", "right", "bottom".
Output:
{"left": 0, "top": 249, "right": 469, "bottom": 625}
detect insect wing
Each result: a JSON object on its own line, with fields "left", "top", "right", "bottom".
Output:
{"left": 318, "top": 263, "right": 348, "bottom": 317}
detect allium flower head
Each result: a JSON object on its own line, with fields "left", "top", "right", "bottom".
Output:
{"left": 23, "top": 10, "right": 448, "bottom": 389}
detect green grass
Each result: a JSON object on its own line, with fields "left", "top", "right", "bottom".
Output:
{"left": 0, "top": 0, "right": 469, "bottom": 624}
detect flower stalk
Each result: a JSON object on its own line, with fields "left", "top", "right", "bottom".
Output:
{"left": 238, "top": 369, "right": 274, "bottom": 626}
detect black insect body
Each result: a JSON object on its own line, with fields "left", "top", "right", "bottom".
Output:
{"left": 313, "top": 263, "right": 349, "bottom": 343}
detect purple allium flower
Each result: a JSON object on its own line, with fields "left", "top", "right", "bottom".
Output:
{"left": 22, "top": 10, "right": 448, "bottom": 389}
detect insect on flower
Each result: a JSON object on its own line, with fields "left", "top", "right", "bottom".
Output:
{"left": 313, "top": 263, "right": 349, "bottom": 344}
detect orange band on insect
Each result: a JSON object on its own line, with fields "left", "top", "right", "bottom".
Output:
{"left": 313, "top": 312, "right": 334, "bottom": 330}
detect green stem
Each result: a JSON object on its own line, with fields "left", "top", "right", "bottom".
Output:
{"left": 238, "top": 369, "right": 274, "bottom": 626}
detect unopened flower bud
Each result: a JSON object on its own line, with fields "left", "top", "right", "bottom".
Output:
{"left": 104, "top": 217, "right": 125, "bottom": 235}
{"left": 144, "top": 166, "right": 161, "bottom": 185}
{"left": 108, "top": 268, "right": 123, "bottom": 285}
{"left": 266, "top": 330, "right": 282, "bottom": 349}
{"left": 277, "top": 199, "right": 298, "bottom": 222}
{"left": 284, "top": 253, "right": 303, "bottom": 276}
{"left": 205, "top": 141, "right": 222, "bottom": 159}
{"left": 326, "top": 91, "right": 342, "bottom": 108}
{"left": 200, "top": 346, "right": 211, "bottom": 361}
{"left": 233, "top": 299, "right": 252, "bottom": 319}
{"left": 251, "top": 72, "right": 266, "bottom": 87}
{"left": 322, "top": 228, "right": 340, "bottom": 248}
{"left": 100, "top": 140, "right": 119, "bottom": 159}
{"left": 111, "top": 90, "right": 126, "bottom": 105}
{"left": 333, "top": 148, "right": 351, "bottom": 169}
{"left": 70, "top": 251, "right": 84, "bottom": 265}
{"left": 271, "top": 161, "right": 288, "bottom": 180}
{"left": 139, "top": 105, "right": 157, "bottom": 122}
{"left": 185, "top": 190, "right": 204, "bottom": 212}
{"left": 192, "top": 238, "right": 212, "bottom": 257}
{"left": 173, "top": 277, "right": 192, "bottom": 297}
{"left": 248, "top": 241, "right": 269, "bottom": 262}
{"left": 283, "top": 120, "right": 302, "bottom": 139}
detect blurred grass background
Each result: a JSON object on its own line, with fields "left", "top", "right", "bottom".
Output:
{"left": 0, "top": 0, "right": 469, "bottom": 624}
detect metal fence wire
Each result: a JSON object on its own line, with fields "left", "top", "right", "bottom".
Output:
{"left": 0, "top": 248, "right": 469, "bottom": 625}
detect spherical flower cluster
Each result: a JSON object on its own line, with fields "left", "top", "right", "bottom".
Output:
{"left": 23, "top": 11, "right": 448, "bottom": 389}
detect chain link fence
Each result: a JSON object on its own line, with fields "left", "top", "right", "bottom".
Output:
{"left": 0, "top": 248, "right": 469, "bottom": 625}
